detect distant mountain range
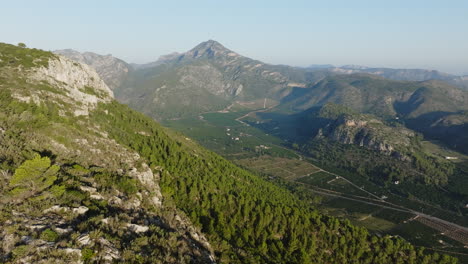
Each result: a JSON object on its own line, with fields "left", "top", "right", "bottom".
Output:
{"left": 55, "top": 40, "right": 468, "bottom": 155}
{"left": 307, "top": 64, "right": 468, "bottom": 90}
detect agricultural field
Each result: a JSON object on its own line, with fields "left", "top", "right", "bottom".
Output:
{"left": 297, "top": 172, "right": 378, "bottom": 198}
{"left": 235, "top": 156, "right": 320, "bottom": 180}
{"left": 303, "top": 187, "right": 468, "bottom": 259}
{"left": 163, "top": 110, "right": 298, "bottom": 159}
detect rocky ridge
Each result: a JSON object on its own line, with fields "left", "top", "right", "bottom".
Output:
{"left": 54, "top": 49, "right": 131, "bottom": 90}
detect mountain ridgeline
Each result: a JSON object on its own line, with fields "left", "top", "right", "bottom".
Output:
{"left": 109, "top": 40, "right": 328, "bottom": 120}
{"left": 1, "top": 43, "right": 460, "bottom": 263}
{"left": 56, "top": 41, "right": 468, "bottom": 154}
{"left": 325, "top": 65, "right": 468, "bottom": 90}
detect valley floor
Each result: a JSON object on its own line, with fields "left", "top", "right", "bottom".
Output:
{"left": 162, "top": 104, "right": 468, "bottom": 262}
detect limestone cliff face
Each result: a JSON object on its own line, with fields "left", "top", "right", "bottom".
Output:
{"left": 54, "top": 49, "right": 130, "bottom": 90}
{"left": 26, "top": 56, "right": 113, "bottom": 116}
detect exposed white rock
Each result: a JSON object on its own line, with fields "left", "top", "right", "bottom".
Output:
{"left": 64, "top": 248, "right": 82, "bottom": 254}
{"left": 287, "top": 82, "right": 306, "bottom": 88}
{"left": 125, "top": 198, "right": 141, "bottom": 209}
{"left": 98, "top": 238, "right": 120, "bottom": 261}
{"left": 63, "top": 248, "right": 82, "bottom": 261}
{"left": 73, "top": 206, "right": 89, "bottom": 215}
{"left": 44, "top": 205, "right": 68, "bottom": 213}
{"left": 54, "top": 49, "right": 130, "bottom": 90}
{"left": 127, "top": 223, "right": 149, "bottom": 233}
{"left": 128, "top": 163, "right": 163, "bottom": 207}
{"left": 109, "top": 196, "right": 123, "bottom": 206}
{"left": 27, "top": 56, "right": 114, "bottom": 116}
{"left": 44, "top": 205, "right": 88, "bottom": 215}
{"left": 77, "top": 234, "right": 91, "bottom": 246}
{"left": 2, "top": 233, "right": 17, "bottom": 253}
{"left": 79, "top": 186, "right": 97, "bottom": 193}
{"left": 90, "top": 194, "right": 104, "bottom": 200}
{"left": 55, "top": 227, "right": 73, "bottom": 234}
{"left": 152, "top": 196, "right": 162, "bottom": 207}
{"left": 24, "top": 224, "right": 47, "bottom": 230}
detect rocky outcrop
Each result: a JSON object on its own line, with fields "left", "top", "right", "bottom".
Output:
{"left": 33, "top": 56, "right": 112, "bottom": 97}
{"left": 54, "top": 49, "right": 130, "bottom": 90}
{"left": 317, "top": 114, "right": 414, "bottom": 161}
{"left": 18, "top": 56, "right": 114, "bottom": 116}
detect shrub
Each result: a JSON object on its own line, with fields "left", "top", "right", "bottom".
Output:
{"left": 81, "top": 247, "right": 95, "bottom": 262}
{"left": 40, "top": 228, "right": 59, "bottom": 242}
{"left": 9, "top": 154, "right": 59, "bottom": 197}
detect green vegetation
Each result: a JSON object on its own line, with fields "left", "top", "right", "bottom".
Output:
{"left": 40, "top": 228, "right": 59, "bottom": 242}
{"left": 0, "top": 42, "right": 54, "bottom": 68}
{"left": 0, "top": 43, "right": 462, "bottom": 263}
{"left": 9, "top": 154, "right": 59, "bottom": 198}
{"left": 89, "top": 101, "right": 459, "bottom": 263}
{"left": 80, "top": 85, "right": 105, "bottom": 98}
{"left": 163, "top": 103, "right": 467, "bottom": 260}
{"left": 249, "top": 103, "right": 458, "bottom": 191}
{"left": 163, "top": 114, "right": 296, "bottom": 159}
{"left": 81, "top": 248, "right": 95, "bottom": 262}
{"left": 299, "top": 138, "right": 454, "bottom": 186}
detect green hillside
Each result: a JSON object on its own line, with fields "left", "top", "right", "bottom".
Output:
{"left": 0, "top": 43, "right": 460, "bottom": 263}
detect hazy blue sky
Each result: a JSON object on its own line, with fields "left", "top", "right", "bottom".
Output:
{"left": 2, "top": 0, "right": 467, "bottom": 74}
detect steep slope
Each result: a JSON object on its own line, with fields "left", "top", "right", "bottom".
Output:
{"left": 0, "top": 43, "right": 458, "bottom": 263}
{"left": 54, "top": 49, "right": 131, "bottom": 90}
{"left": 114, "top": 40, "right": 325, "bottom": 120}
{"left": 0, "top": 43, "right": 215, "bottom": 263}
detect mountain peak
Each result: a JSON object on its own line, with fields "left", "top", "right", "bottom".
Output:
{"left": 193, "top": 39, "right": 226, "bottom": 49}
{"left": 186, "top": 40, "right": 236, "bottom": 58}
